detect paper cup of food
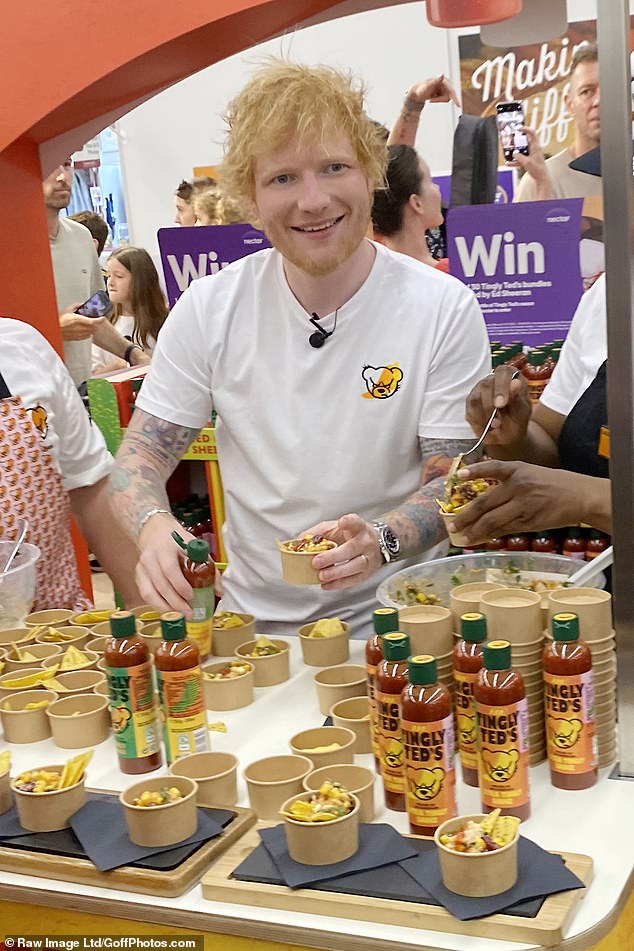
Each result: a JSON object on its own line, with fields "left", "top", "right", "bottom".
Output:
{"left": 70, "top": 610, "right": 114, "bottom": 628}
{"left": 47, "top": 694, "right": 111, "bottom": 748}
{"left": 34, "top": 626, "right": 89, "bottom": 650}
{"left": 24, "top": 609, "right": 73, "bottom": 628}
{"left": 202, "top": 659, "right": 254, "bottom": 710}
{"left": 434, "top": 810, "right": 520, "bottom": 897}
{"left": 329, "top": 696, "right": 373, "bottom": 754}
{"left": 0, "top": 758, "right": 12, "bottom": 815}
{"left": 91, "top": 618, "right": 143, "bottom": 637}
{"left": 3, "top": 642, "right": 62, "bottom": 673}
{"left": 0, "top": 667, "right": 50, "bottom": 700}
{"left": 137, "top": 621, "right": 163, "bottom": 656}
{"left": 0, "top": 688, "right": 58, "bottom": 743}
{"left": 120, "top": 775, "right": 198, "bottom": 847}
{"left": 53, "top": 669, "right": 106, "bottom": 696}
{"left": 169, "top": 751, "right": 238, "bottom": 807}
{"left": 289, "top": 726, "right": 356, "bottom": 768}
{"left": 0, "top": 628, "right": 38, "bottom": 650}
{"left": 280, "top": 785, "right": 360, "bottom": 866}
{"left": 235, "top": 637, "right": 290, "bottom": 687}
{"left": 130, "top": 605, "right": 162, "bottom": 623}
{"left": 84, "top": 636, "right": 109, "bottom": 655}
{"left": 303, "top": 764, "right": 375, "bottom": 823}
{"left": 12, "top": 753, "right": 91, "bottom": 832}
{"left": 42, "top": 648, "right": 99, "bottom": 673}
{"left": 298, "top": 618, "right": 350, "bottom": 666}
{"left": 313, "top": 664, "right": 367, "bottom": 716}
{"left": 278, "top": 535, "right": 336, "bottom": 585}
{"left": 438, "top": 477, "right": 498, "bottom": 547}
{"left": 243, "top": 754, "right": 314, "bottom": 820}
{"left": 212, "top": 612, "right": 256, "bottom": 656}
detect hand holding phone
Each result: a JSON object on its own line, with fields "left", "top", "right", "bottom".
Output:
{"left": 75, "top": 289, "right": 113, "bottom": 318}
{"left": 496, "top": 101, "right": 529, "bottom": 165}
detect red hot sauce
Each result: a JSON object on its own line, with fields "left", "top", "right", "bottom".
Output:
{"left": 375, "top": 632, "right": 410, "bottom": 812}
{"left": 366, "top": 608, "right": 399, "bottom": 772}
{"left": 452, "top": 612, "right": 487, "bottom": 788}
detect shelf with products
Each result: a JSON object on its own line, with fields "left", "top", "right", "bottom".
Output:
{"left": 87, "top": 369, "right": 227, "bottom": 567}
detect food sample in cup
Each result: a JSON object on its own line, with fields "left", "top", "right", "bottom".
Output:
{"left": 438, "top": 476, "right": 498, "bottom": 515}
{"left": 133, "top": 786, "right": 183, "bottom": 806}
{"left": 301, "top": 742, "right": 341, "bottom": 753}
{"left": 439, "top": 808, "right": 519, "bottom": 852}
{"left": 13, "top": 750, "right": 92, "bottom": 793}
{"left": 203, "top": 660, "right": 252, "bottom": 680}
{"left": 72, "top": 610, "right": 113, "bottom": 625}
{"left": 245, "top": 636, "right": 282, "bottom": 657}
{"left": 58, "top": 646, "right": 93, "bottom": 670}
{"left": 213, "top": 611, "right": 247, "bottom": 630}
{"left": 305, "top": 618, "right": 345, "bottom": 639}
{"left": 0, "top": 751, "right": 10, "bottom": 774}
{"left": 280, "top": 535, "right": 336, "bottom": 554}
{"left": 281, "top": 781, "right": 354, "bottom": 822}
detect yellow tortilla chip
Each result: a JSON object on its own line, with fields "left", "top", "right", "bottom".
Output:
{"left": 0, "top": 751, "right": 11, "bottom": 776}
{"left": 60, "top": 646, "right": 89, "bottom": 670}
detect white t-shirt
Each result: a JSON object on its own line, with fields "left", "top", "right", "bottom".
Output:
{"left": 515, "top": 148, "right": 604, "bottom": 202}
{"left": 0, "top": 318, "right": 112, "bottom": 491}
{"left": 49, "top": 216, "right": 105, "bottom": 386}
{"left": 540, "top": 273, "right": 606, "bottom": 417}
{"left": 91, "top": 315, "right": 156, "bottom": 370}
{"left": 137, "top": 244, "right": 491, "bottom": 636}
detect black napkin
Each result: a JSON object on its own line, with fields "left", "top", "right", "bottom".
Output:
{"left": 70, "top": 798, "right": 224, "bottom": 872}
{"left": 400, "top": 836, "right": 584, "bottom": 921}
{"left": 0, "top": 805, "right": 34, "bottom": 838}
{"left": 258, "top": 822, "right": 417, "bottom": 889}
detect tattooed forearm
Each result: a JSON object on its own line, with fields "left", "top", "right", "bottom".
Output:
{"left": 420, "top": 437, "right": 483, "bottom": 485}
{"left": 109, "top": 409, "right": 200, "bottom": 540}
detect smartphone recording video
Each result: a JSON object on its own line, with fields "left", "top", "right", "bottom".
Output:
{"left": 75, "top": 289, "right": 113, "bottom": 318}
{"left": 496, "top": 101, "right": 529, "bottom": 164}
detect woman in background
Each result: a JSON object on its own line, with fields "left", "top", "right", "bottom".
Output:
{"left": 173, "top": 176, "right": 216, "bottom": 226}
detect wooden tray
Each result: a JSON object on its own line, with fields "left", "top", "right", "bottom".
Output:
{"left": 0, "top": 791, "right": 256, "bottom": 898}
{"left": 202, "top": 823, "right": 593, "bottom": 948}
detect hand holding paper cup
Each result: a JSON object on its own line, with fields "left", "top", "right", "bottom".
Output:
{"left": 278, "top": 535, "right": 336, "bottom": 585}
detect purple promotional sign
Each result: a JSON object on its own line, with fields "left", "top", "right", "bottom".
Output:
{"left": 158, "top": 224, "right": 270, "bottom": 307}
{"left": 433, "top": 168, "right": 515, "bottom": 206}
{"left": 447, "top": 199, "right": 584, "bottom": 348}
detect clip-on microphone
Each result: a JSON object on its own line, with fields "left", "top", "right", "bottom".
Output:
{"left": 309, "top": 311, "right": 337, "bottom": 349}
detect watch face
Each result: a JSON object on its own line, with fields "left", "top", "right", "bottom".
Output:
{"left": 383, "top": 526, "right": 400, "bottom": 556}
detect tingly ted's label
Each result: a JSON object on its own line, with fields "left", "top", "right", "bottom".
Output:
{"left": 544, "top": 671, "right": 598, "bottom": 775}
{"left": 476, "top": 699, "right": 530, "bottom": 810}
{"left": 185, "top": 586, "right": 214, "bottom": 657}
{"left": 454, "top": 670, "right": 479, "bottom": 770}
{"left": 106, "top": 661, "right": 160, "bottom": 760}
{"left": 402, "top": 714, "right": 456, "bottom": 829}
{"left": 366, "top": 664, "right": 381, "bottom": 761}
{"left": 156, "top": 667, "right": 208, "bottom": 764}
{"left": 376, "top": 688, "right": 404, "bottom": 794}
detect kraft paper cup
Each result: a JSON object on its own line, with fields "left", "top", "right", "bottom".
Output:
{"left": 131, "top": 605, "right": 162, "bottom": 623}
{"left": 480, "top": 588, "right": 543, "bottom": 642}
{"left": 34, "top": 626, "right": 89, "bottom": 650}
{"left": 280, "top": 790, "right": 360, "bottom": 865}
{"left": 0, "top": 769, "right": 12, "bottom": 815}
{"left": 303, "top": 764, "right": 376, "bottom": 823}
{"left": 138, "top": 621, "right": 163, "bottom": 656}
{"left": 24, "top": 609, "right": 73, "bottom": 628}
{"left": 92, "top": 619, "right": 143, "bottom": 637}
{"left": 450, "top": 583, "right": 505, "bottom": 630}
{"left": 120, "top": 776, "right": 198, "bottom": 847}
{"left": 12, "top": 766, "right": 86, "bottom": 832}
{"left": 289, "top": 726, "right": 356, "bottom": 768}
{"left": 170, "top": 751, "right": 238, "bottom": 807}
{"left": 435, "top": 814, "right": 519, "bottom": 897}
{"left": 0, "top": 628, "right": 37, "bottom": 649}
{"left": 298, "top": 622, "right": 350, "bottom": 666}
{"left": 548, "top": 588, "right": 612, "bottom": 637}
{"left": 53, "top": 669, "right": 107, "bottom": 696}
{"left": 0, "top": 668, "right": 48, "bottom": 700}
{"left": 202, "top": 660, "right": 254, "bottom": 710}
{"left": 42, "top": 649, "right": 99, "bottom": 673}
{"left": 278, "top": 540, "right": 335, "bottom": 586}
{"left": 93, "top": 679, "right": 110, "bottom": 699}
{"left": 397, "top": 605, "right": 454, "bottom": 656}
{"left": 47, "top": 694, "right": 110, "bottom": 748}
{"left": 439, "top": 511, "right": 470, "bottom": 548}
{"left": 243, "top": 754, "right": 314, "bottom": 820}
{"left": 235, "top": 640, "right": 290, "bottom": 687}
{"left": 313, "top": 664, "right": 367, "bottom": 716}
{"left": 4, "top": 643, "right": 62, "bottom": 673}
{"left": 330, "top": 696, "right": 373, "bottom": 754}
{"left": 0, "top": 688, "right": 58, "bottom": 743}
{"left": 212, "top": 613, "right": 256, "bottom": 656}
{"left": 84, "top": 636, "right": 108, "bottom": 655}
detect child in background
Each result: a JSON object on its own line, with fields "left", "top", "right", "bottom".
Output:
{"left": 91, "top": 247, "right": 169, "bottom": 373}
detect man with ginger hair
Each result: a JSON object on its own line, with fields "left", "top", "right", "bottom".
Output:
{"left": 110, "top": 60, "right": 490, "bottom": 637}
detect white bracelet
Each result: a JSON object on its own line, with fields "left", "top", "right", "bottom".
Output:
{"left": 138, "top": 508, "right": 172, "bottom": 532}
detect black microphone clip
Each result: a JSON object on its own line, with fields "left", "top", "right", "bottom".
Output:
{"left": 309, "top": 313, "right": 333, "bottom": 349}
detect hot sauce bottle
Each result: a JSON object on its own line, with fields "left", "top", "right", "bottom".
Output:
{"left": 474, "top": 640, "right": 531, "bottom": 820}
{"left": 173, "top": 533, "right": 215, "bottom": 661}
{"left": 104, "top": 610, "right": 162, "bottom": 774}
{"left": 585, "top": 530, "right": 609, "bottom": 560}
{"left": 522, "top": 349, "right": 552, "bottom": 404}
{"left": 375, "top": 632, "right": 410, "bottom": 812}
{"left": 453, "top": 612, "right": 487, "bottom": 788}
{"left": 155, "top": 611, "right": 209, "bottom": 765}
{"left": 401, "top": 654, "right": 456, "bottom": 835}
{"left": 562, "top": 527, "right": 586, "bottom": 560}
{"left": 366, "top": 607, "right": 399, "bottom": 772}
{"left": 543, "top": 613, "right": 597, "bottom": 790}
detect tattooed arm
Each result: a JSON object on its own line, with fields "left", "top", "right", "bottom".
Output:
{"left": 109, "top": 408, "right": 200, "bottom": 612}
{"left": 307, "top": 437, "right": 480, "bottom": 591}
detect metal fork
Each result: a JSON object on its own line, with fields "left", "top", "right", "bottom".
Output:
{"left": 447, "top": 369, "right": 521, "bottom": 480}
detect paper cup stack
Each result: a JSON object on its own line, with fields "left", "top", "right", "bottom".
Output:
{"left": 480, "top": 588, "right": 546, "bottom": 764}
{"left": 548, "top": 588, "right": 616, "bottom": 767}
{"left": 397, "top": 605, "right": 455, "bottom": 703}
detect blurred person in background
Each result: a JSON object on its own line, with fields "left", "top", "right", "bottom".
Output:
{"left": 68, "top": 210, "right": 110, "bottom": 258}
{"left": 173, "top": 176, "right": 216, "bottom": 226}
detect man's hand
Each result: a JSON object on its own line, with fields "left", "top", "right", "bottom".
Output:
{"left": 406, "top": 75, "right": 461, "bottom": 109}
{"left": 465, "top": 366, "right": 531, "bottom": 452}
{"left": 59, "top": 311, "right": 105, "bottom": 341}
{"left": 136, "top": 512, "right": 195, "bottom": 614}
{"left": 300, "top": 513, "right": 382, "bottom": 591}
{"left": 514, "top": 128, "right": 553, "bottom": 199}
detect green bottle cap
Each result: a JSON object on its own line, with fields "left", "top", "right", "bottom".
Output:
{"left": 483, "top": 639, "right": 512, "bottom": 670}
{"left": 381, "top": 632, "right": 410, "bottom": 660}
{"left": 460, "top": 612, "right": 487, "bottom": 642}
{"left": 373, "top": 607, "right": 399, "bottom": 635}
{"left": 187, "top": 538, "right": 210, "bottom": 563}
{"left": 527, "top": 350, "right": 544, "bottom": 366}
{"left": 160, "top": 611, "right": 187, "bottom": 641}
{"left": 566, "top": 526, "right": 583, "bottom": 539}
{"left": 109, "top": 610, "right": 136, "bottom": 638}
{"left": 408, "top": 654, "right": 437, "bottom": 685}
{"left": 552, "top": 612, "right": 580, "bottom": 641}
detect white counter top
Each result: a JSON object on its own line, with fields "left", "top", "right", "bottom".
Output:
{"left": 0, "top": 639, "right": 629, "bottom": 950}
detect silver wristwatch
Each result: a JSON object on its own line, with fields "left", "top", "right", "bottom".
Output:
{"left": 371, "top": 520, "right": 401, "bottom": 563}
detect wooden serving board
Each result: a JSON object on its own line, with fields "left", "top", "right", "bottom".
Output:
{"left": 202, "top": 823, "right": 593, "bottom": 948}
{"left": 0, "top": 796, "right": 256, "bottom": 898}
